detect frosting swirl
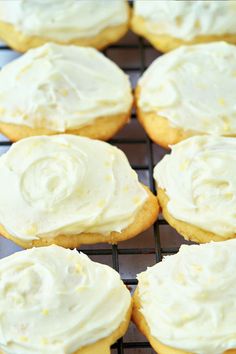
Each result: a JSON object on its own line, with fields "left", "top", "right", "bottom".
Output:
{"left": 138, "top": 42, "right": 236, "bottom": 136}
{"left": 154, "top": 135, "right": 236, "bottom": 237}
{"left": 133, "top": 0, "right": 236, "bottom": 40}
{"left": 0, "top": 245, "right": 131, "bottom": 354}
{"left": 0, "top": 43, "right": 132, "bottom": 132}
{"left": 0, "top": 135, "right": 148, "bottom": 241}
{"left": 0, "top": 0, "right": 128, "bottom": 40}
{"left": 137, "top": 239, "right": 236, "bottom": 354}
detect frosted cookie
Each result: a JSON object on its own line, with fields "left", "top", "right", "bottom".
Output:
{"left": 0, "top": 245, "right": 132, "bottom": 354}
{"left": 0, "top": 0, "right": 130, "bottom": 52}
{"left": 131, "top": 0, "right": 236, "bottom": 52}
{"left": 0, "top": 135, "right": 159, "bottom": 248}
{"left": 133, "top": 239, "right": 236, "bottom": 354}
{"left": 136, "top": 42, "right": 236, "bottom": 149}
{"left": 0, "top": 43, "right": 133, "bottom": 142}
{"left": 154, "top": 135, "right": 236, "bottom": 243}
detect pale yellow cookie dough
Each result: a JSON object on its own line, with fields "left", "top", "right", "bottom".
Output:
{"left": 131, "top": 14, "right": 236, "bottom": 53}
{"left": 0, "top": 185, "right": 159, "bottom": 249}
{"left": 0, "top": 111, "right": 131, "bottom": 142}
{"left": 132, "top": 289, "right": 236, "bottom": 354}
{"left": 0, "top": 5, "right": 130, "bottom": 52}
{"left": 158, "top": 187, "right": 236, "bottom": 244}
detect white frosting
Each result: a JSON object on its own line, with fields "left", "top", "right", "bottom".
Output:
{"left": 0, "top": 245, "right": 131, "bottom": 354}
{"left": 0, "top": 135, "right": 147, "bottom": 241}
{"left": 0, "top": 0, "right": 128, "bottom": 41}
{"left": 154, "top": 135, "right": 236, "bottom": 237}
{"left": 137, "top": 239, "right": 236, "bottom": 354}
{"left": 134, "top": 0, "right": 236, "bottom": 40}
{"left": 138, "top": 42, "right": 236, "bottom": 136}
{"left": 0, "top": 43, "right": 132, "bottom": 132}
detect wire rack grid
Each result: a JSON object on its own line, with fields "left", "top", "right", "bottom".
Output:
{"left": 0, "top": 17, "right": 192, "bottom": 354}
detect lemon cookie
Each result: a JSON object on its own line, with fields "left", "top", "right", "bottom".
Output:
{"left": 0, "top": 43, "right": 133, "bottom": 142}
{"left": 154, "top": 135, "right": 236, "bottom": 243}
{"left": 0, "top": 135, "right": 159, "bottom": 248}
{"left": 0, "top": 0, "right": 130, "bottom": 52}
{"left": 131, "top": 0, "right": 236, "bottom": 52}
{"left": 136, "top": 42, "right": 236, "bottom": 148}
{"left": 133, "top": 239, "right": 236, "bottom": 354}
{"left": 0, "top": 245, "right": 132, "bottom": 354}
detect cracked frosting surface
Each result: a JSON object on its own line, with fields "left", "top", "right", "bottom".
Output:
{"left": 0, "top": 0, "right": 129, "bottom": 40}
{"left": 0, "top": 43, "right": 132, "bottom": 132}
{"left": 0, "top": 245, "right": 131, "bottom": 354}
{"left": 138, "top": 42, "right": 236, "bottom": 135}
{"left": 137, "top": 239, "right": 236, "bottom": 354}
{"left": 134, "top": 0, "right": 236, "bottom": 40}
{"left": 0, "top": 135, "right": 147, "bottom": 242}
{"left": 154, "top": 135, "right": 236, "bottom": 237}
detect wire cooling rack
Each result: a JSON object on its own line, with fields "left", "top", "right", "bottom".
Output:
{"left": 0, "top": 18, "right": 193, "bottom": 354}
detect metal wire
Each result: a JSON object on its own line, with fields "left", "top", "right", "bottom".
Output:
{"left": 0, "top": 27, "right": 181, "bottom": 354}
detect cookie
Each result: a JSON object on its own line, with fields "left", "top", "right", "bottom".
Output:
{"left": 136, "top": 42, "right": 236, "bottom": 148}
{"left": 154, "top": 135, "right": 236, "bottom": 243}
{"left": 0, "top": 43, "right": 133, "bottom": 142}
{"left": 133, "top": 239, "right": 236, "bottom": 354}
{"left": 0, "top": 245, "right": 132, "bottom": 354}
{"left": 0, "top": 135, "right": 159, "bottom": 248}
{"left": 0, "top": 0, "right": 130, "bottom": 52}
{"left": 131, "top": 0, "right": 236, "bottom": 52}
